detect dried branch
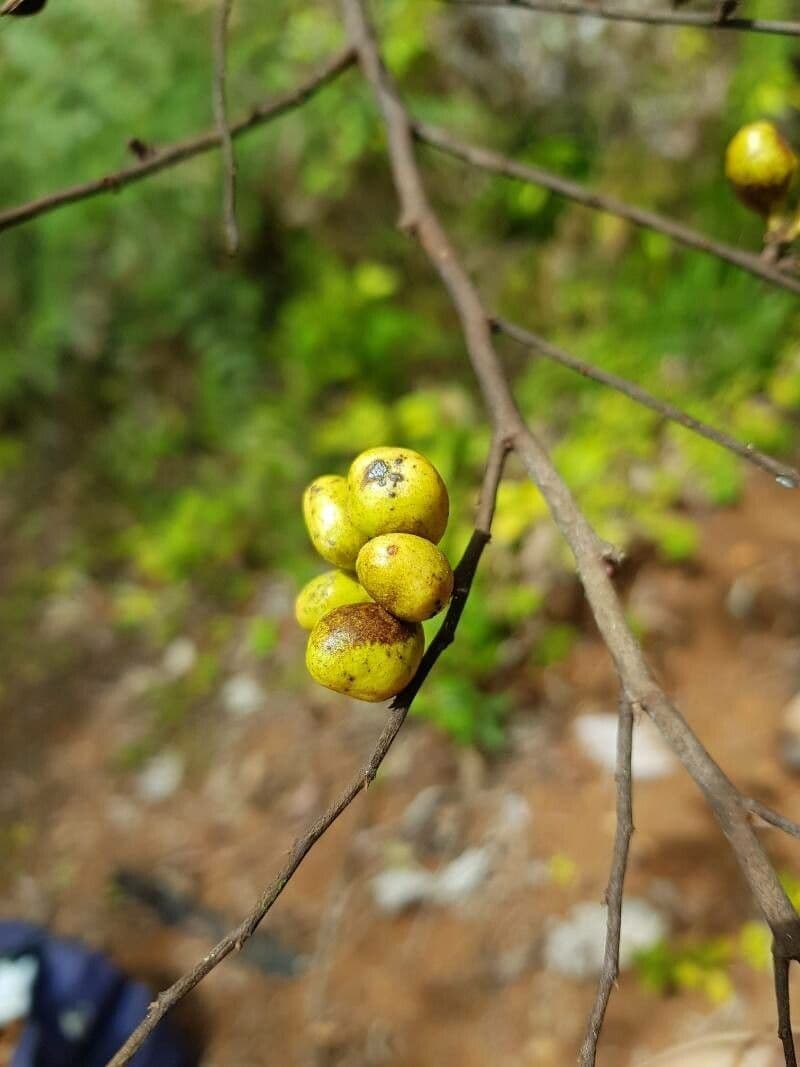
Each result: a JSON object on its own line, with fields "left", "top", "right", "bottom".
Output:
{"left": 747, "top": 799, "right": 800, "bottom": 843}
{"left": 212, "top": 0, "right": 239, "bottom": 255}
{"left": 493, "top": 316, "right": 800, "bottom": 488}
{"left": 104, "top": 436, "right": 507, "bottom": 1067}
{"left": 0, "top": 48, "right": 355, "bottom": 235}
{"left": 338, "top": 4, "right": 800, "bottom": 1064}
{"left": 413, "top": 121, "right": 800, "bottom": 298}
{"left": 579, "top": 696, "right": 634, "bottom": 1067}
{"left": 445, "top": 0, "right": 800, "bottom": 38}
{"left": 776, "top": 955, "right": 799, "bottom": 1067}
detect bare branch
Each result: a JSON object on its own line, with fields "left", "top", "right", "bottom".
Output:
{"left": 104, "top": 437, "right": 507, "bottom": 1067}
{"left": 212, "top": 0, "right": 239, "bottom": 255}
{"left": 494, "top": 316, "right": 800, "bottom": 488}
{"left": 413, "top": 121, "right": 800, "bottom": 298}
{"left": 775, "top": 955, "right": 799, "bottom": 1067}
{"left": 579, "top": 695, "right": 634, "bottom": 1067}
{"left": 0, "top": 48, "right": 356, "bottom": 235}
{"left": 445, "top": 0, "right": 800, "bottom": 38}
{"left": 747, "top": 798, "right": 800, "bottom": 842}
{"left": 339, "top": 6, "right": 800, "bottom": 1063}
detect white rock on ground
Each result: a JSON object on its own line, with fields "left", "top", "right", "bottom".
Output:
{"left": 544, "top": 898, "right": 668, "bottom": 979}
{"left": 136, "top": 750, "right": 185, "bottom": 803}
{"left": 372, "top": 846, "right": 494, "bottom": 914}
{"left": 573, "top": 711, "right": 675, "bottom": 781}
{"left": 371, "top": 867, "right": 437, "bottom": 914}
{"left": 432, "top": 847, "right": 493, "bottom": 904}
{"left": 221, "top": 673, "right": 264, "bottom": 717}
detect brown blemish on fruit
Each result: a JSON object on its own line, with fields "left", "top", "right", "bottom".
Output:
{"left": 386, "top": 543, "right": 399, "bottom": 556}
{"left": 319, "top": 603, "right": 412, "bottom": 647}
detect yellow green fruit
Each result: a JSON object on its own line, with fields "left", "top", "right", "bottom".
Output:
{"left": 725, "top": 121, "right": 797, "bottom": 215}
{"left": 306, "top": 602, "right": 424, "bottom": 702}
{"left": 356, "top": 533, "right": 454, "bottom": 622}
{"left": 303, "top": 474, "right": 368, "bottom": 569}
{"left": 294, "top": 570, "right": 372, "bottom": 631}
{"left": 346, "top": 446, "right": 449, "bottom": 544}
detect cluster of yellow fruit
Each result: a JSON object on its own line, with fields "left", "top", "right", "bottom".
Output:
{"left": 725, "top": 120, "right": 798, "bottom": 221}
{"left": 295, "top": 447, "right": 453, "bottom": 703}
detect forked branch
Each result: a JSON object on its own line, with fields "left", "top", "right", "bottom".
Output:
{"left": 0, "top": 48, "right": 356, "bottom": 234}
{"left": 339, "top": 3, "right": 800, "bottom": 1064}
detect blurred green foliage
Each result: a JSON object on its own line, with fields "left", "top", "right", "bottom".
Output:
{"left": 0, "top": 0, "right": 798, "bottom": 746}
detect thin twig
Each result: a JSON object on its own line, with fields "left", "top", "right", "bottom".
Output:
{"left": 494, "top": 316, "right": 800, "bottom": 488}
{"left": 104, "top": 437, "right": 507, "bottom": 1067}
{"left": 212, "top": 0, "right": 239, "bottom": 255}
{"left": 747, "top": 799, "right": 800, "bottom": 843}
{"left": 445, "top": 0, "right": 800, "bottom": 38}
{"left": 0, "top": 48, "right": 356, "bottom": 234}
{"left": 579, "top": 695, "right": 634, "bottom": 1067}
{"left": 775, "top": 954, "right": 799, "bottom": 1067}
{"left": 413, "top": 121, "right": 800, "bottom": 297}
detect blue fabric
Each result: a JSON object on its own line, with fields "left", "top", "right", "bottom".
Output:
{"left": 0, "top": 922, "right": 193, "bottom": 1067}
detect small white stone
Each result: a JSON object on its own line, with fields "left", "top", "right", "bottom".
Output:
{"left": 371, "top": 867, "right": 436, "bottom": 913}
{"left": 0, "top": 954, "right": 38, "bottom": 1026}
{"left": 544, "top": 898, "right": 668, "bottom": 979}
{"left": 432, "top": 847, "right": 492, "bottom": 904}
{"left": 221, "top": 674, "right": 264, "bottom": 718}
{"left": 136, "top": 750, "right": 184, "bottom": 803}
{"left": 162, "top": 637, "right": 197, "bottom": 679}
{"left": 574, "top": 712, "right": 675, "bottom": 781}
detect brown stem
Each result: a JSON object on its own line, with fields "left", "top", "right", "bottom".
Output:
{"left": 579, "top": 696, "right": 634, "bottom": 1067}
{"left": 494, "top": 316, "right": 800, "bottom": 487}
{"left": 445, "top": 0, "right": 800, "bottom": 38}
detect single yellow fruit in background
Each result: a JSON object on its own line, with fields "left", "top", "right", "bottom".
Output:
{"left": 303, "top": 474, "right": 368, "bottom": 569}
{"left": 725, "top": 120, "right": 797, "bottom": 215}
{"left": 294, "top": 570, "right": 372, "bottom": 631}
{"left": 356, "top": 533, "right": 454, "bottom": 622}
{"left": 306, "top": 602, "right": 424, "bottom": 702}
{"left": 346, "top": 446, "right": 449, "bottom": 544}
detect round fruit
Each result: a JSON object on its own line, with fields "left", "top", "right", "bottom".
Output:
{"left": 356, "top": 533, "right": 454, "bottom": 622}
{"left": 725, "top": 120, "right": 797, "bottom": 215}
{"left": 303, "top": 474, "right": 368, "bottom": 569}
{"left": 306, "top": 602, "right": 424, "bottom": 702}
{"left": 346, "top": 447, "right": 449, "bottom": 544}
{"left": 295, "top": 570, "right": 372, "bottom": 631}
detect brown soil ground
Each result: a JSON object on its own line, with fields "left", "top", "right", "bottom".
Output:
{"left": 2, "top": 475, "right": 800, "bottom": 1066}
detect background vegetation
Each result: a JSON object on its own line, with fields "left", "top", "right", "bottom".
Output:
{"left": 0, "top": 0, "right": 798, "bottom": 754}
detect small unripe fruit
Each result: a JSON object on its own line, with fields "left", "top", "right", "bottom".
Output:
{"left": 346, "top": 447, "right": 449, "bottom": 544}
{"left": 303, "top": 474, "right": 368, "bottom": 569}
{"left": 356, "top": 534, "right": 454, "bottom": 622}
{"left": 295, "top": 570, "right": 372, "bottom": 631}
{"left": 306, "top": 603, "right": 424, "bottom": 702}
{"left": 725, "top": 120, "right": 797, "bottom": 215}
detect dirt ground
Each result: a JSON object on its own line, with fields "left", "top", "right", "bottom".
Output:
{"left": 2, "top": 475, "right": 800, "bottom": 1066}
